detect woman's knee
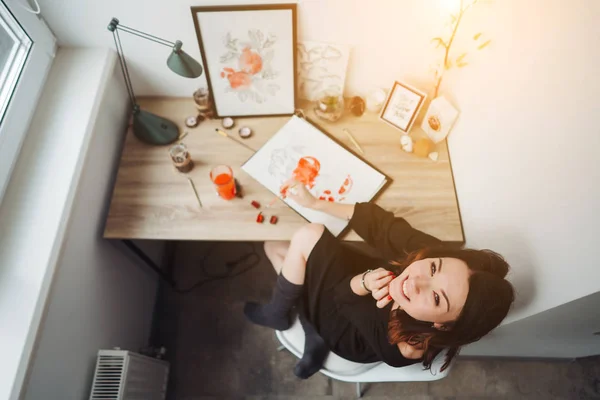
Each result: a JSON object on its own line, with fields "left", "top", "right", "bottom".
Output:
{"left": 264, "top": 241, "right": 288, "bottom": 257}
{"left": 291, "top": 223, "right": 325, "bottom": 256}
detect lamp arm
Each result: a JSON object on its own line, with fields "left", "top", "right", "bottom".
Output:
{"left": 112, "top": 29, "right": 137, "bottom": 108}
{"left": 116, "top": 24, "right": 175, "bottom": 49}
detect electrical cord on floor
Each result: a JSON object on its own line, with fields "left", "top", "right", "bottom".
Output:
{"left": 172, "top": 242, "right": 261, "bottom": 294}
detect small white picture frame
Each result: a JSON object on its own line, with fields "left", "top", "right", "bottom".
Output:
{"left": 421, "top": 96, "right": 460, "bottom": 143}
{"left": 380, "top": 81, "right": 427, "bottom": 133}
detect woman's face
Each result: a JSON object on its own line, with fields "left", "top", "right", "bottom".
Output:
{"left": 388, "top": 257, "right": 470, "bottom": 324}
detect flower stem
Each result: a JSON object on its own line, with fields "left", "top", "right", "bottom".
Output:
{"left": 434, "top": 0, "right": 470, "bottom": 98}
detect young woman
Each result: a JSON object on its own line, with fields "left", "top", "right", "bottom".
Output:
{"left": 244, "top": 180, "right": 515, "bottom": 379}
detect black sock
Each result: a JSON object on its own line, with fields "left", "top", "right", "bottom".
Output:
{"left": 293, "top": 313, "right": 329, "bottom": 379}
{"left": 244, "top": 274, "right": 303, "bottom": 331}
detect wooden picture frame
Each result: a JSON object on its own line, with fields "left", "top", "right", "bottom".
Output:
{"left": 380, "top": 81, "right": 427, "bottom": 133}
{"left": 191, "top": 4, "right": 298, "bottom": 118}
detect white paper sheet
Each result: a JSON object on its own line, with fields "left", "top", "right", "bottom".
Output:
{"left": 297, "top": 41, "right": 351, "bottom": 101}
{"left": 242, "top": 116, "right": 388, "bottom": 236}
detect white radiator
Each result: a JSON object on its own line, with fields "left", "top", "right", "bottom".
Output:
{"left": 89, "top": 349, "right": 169, "bottom": 400}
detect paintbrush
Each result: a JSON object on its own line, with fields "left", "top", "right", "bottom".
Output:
{"left": 215, "top": 128, "right": 255, "bottom": 152}
{"left": 343, "top": 128, "right": 364, "bottom": 155}
{"left": 187, "top": 177, "right": 203, "bottom": 209}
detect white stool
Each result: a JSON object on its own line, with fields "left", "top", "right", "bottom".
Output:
{"left": 276, "top": 317, "right": 451, "bottom": 398}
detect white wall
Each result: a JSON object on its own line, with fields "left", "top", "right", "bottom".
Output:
{"left": 35, "top": 0, "right": 600, "bottom": 356}
{"left": 17, "top": 49, "right": 160, "bottom": 400}
{"left": 0, "top": 48, "right": 135, "bottom": 399}
{"left": 463, "top": 291, "right": 600, "bottom": 358}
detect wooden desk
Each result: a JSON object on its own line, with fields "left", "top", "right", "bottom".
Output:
{"left": 104, "top": 98, "right": 463, "bottom": 242}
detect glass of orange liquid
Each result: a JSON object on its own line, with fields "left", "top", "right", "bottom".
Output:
{"left": 210, "top": 165, "right": 236, "bottom": 200}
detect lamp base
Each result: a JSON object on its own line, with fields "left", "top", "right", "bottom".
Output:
{"left": 132, "top": 108, "right": 180, "bottom": 145}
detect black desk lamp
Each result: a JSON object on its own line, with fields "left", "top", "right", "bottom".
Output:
{"left": 108, "top": 18, "right": 203, "bottom": 145}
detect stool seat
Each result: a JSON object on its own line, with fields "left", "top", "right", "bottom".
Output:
{"left": 275, "top": 317, "right": 451, "bottom": 385}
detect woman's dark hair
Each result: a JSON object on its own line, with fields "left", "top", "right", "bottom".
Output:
{"left": 388, "top": 247, "right": 515, "bottom": 372}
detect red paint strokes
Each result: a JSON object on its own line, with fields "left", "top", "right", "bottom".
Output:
{"left": 328, "top": 197, "right": 335, "bottom": 202}
{"left": 323, "top": 190, "right": 331, "bottom": 195}
{"left": 221, "top": 48, "right": 263, "bottom": 92}
{"left": 292, "top": 156, "right": 321, "bottom": 189}
{"left": 319, "top": 196, "right": 326, "bottom": 201}
{"left": 239, "top": 48, "right": 263, "bottom": 75}
{"left": 226, "top": 71, "right": 252, "bottom": 89}
{"left": 338, "top": 175, "right": 353, "bottom": 195}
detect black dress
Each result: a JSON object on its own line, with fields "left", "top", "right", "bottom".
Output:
{"left": 301, "top": 202, "right": 440, "bottom": 367}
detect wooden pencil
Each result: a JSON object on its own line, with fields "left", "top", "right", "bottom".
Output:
{"left": 187, "top": 177, "right": 203, "bottom": 208}
{"left": 215, "top": 128, "right": 255, "bottom": 152}
{"left": 343, "top": 128, "right": 365, "bottom": 155}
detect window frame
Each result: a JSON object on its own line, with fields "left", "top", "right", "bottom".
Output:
{"left": 0, "top": 0, "right": 56, "bottom": 202}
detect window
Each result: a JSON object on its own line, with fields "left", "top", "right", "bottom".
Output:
{"left": 0, "top": 3, "right": 31, "bottom": 124}
{"left": 0, "top": 0, "right": 55, "bottom": 202}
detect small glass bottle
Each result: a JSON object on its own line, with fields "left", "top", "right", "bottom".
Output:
{"left": 314, "top": 90, "right": 345, "bottom": 122}
{"left": 169, "top": 142, "right": 194, "bottom": 173}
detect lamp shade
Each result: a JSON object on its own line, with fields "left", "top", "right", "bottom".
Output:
{"left": 167, "top": 40, "right": 203, "bottom": 78}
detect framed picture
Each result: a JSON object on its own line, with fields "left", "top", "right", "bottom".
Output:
{"left": 421, "top": 96, "right": 460, "bottom": 143}
{"left": 191, "top": 4, "right": 297, "bottom": 118}
{"left": 380, "top": 81, "right": 427, "bottom": 133}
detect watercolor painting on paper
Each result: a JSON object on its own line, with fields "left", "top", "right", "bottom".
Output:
{"left": 219, "top": 30, "right": 281, "bottom": 104}
{"left": 193, "top": 6, "right": 296, "bottom": 117}
{"left": 242, "top": 116, "right": 389, "bottom": 236}
{"left": 297, "top": 41, "right": 351, "bottom": 101}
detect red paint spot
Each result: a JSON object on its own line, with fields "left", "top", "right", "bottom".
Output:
{"left": 239, "top": 47, "right": 263, "bottom": 75}
{"left": 328, "top": 197, "right": 335, "bottom": 202}
{"left": 339, "top": 197, "right": 345, "bottom": 202}
{"left": 337, "top": 175, "right": 354, "bottom": 196}
{"left": 323, "top": 190, "right": 331, "bottom": 195}
{"left": 220, "top": 71, "right": 225, "bottom": 78}
{"left": 227, "top": 71, "right": 252, "bottom": 89}
{"left": 319, "top": 196, "right": 326, "bottom": 201}
{"left": 291, "top": 156, "right": 321, "bottom": 189}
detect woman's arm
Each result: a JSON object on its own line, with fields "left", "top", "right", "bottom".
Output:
{"left": 282, "top": 179, "right": 355, "bottom": 220}
{"left": 349, "top": 268, "right": 394, "bottom": 299}
{"left": 333, "top": 280, "right": 422, "bottom": 367}
{"left": 282, "top": 179, "right": 440, "bottom": 259}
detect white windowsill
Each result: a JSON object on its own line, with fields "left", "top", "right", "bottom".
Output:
{"left": 0, "top": 48, "right": 117, "bottom": 400}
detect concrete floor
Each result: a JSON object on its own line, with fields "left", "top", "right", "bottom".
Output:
{"left": 152, "top": 241, "right": 600, "bottom": 400}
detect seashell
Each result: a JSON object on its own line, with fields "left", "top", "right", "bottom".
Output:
{"left": 400, "top": 135, "right": 413, "bottom": 153}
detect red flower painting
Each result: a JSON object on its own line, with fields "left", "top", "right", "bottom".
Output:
{"left": 220, "top": 30, "right": 280, "bottom": 103}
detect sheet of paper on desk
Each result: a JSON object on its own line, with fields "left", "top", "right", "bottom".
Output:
{"left": 242, "top": 115, "right": 388, "bottom": 236}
